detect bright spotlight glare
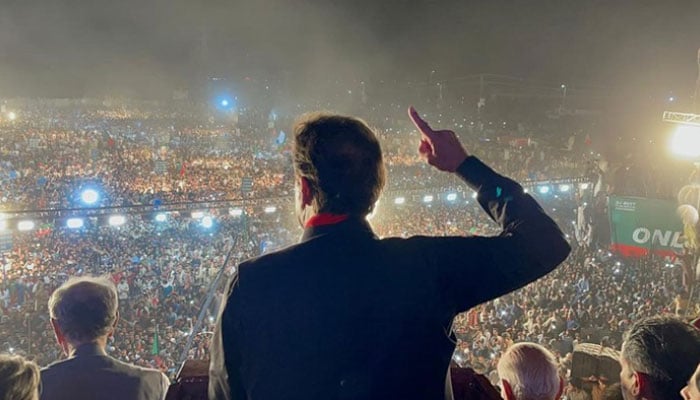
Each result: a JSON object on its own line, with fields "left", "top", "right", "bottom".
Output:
{"left": 221, "top": 99, "right": 229, "bottom": 107}
{"left": 472, "top": 192, "right": 478, "bottom": 199}
{"left": 66, "top": 218, "right": 84, "bottom": 229}
{"left": 191, "top": 211, "right": 204, "bottom": 219}
{"left": 394, "top": 197, "right": 405, "bottom": 205}
{"left": 538, "top": 186, "right": 550, "bottom": 194}
{"left": 670, "top": 125, "right": 700, "bottom": 158}
{"left": 7, "top": 112, "right": 16, "bottom": 121}
{"left": 201, "top": 216, "right": 214, "bottom": 228}
{"left": 446, "top": 193, "right": 458, "bottom": 201}
{"left": 155, "top": 213, "right": 167, "bottom": 223}
{"left": 559, "top": 184, "right": 571, "bottom": 192}
{"left": 229, "top": 208, "right": 243, "bottom": 217}
{"left": 264, "top": 206, "right": 277, "bottom": 214}
{"left": 423, "top": 195, "right": 434, "bottom": 203}
{"left": 18, "top": 220, "right": 35, "bottom": 231}
{"left": 108, "top": 215, "right": 126, "bottom": 226}
{"left": 81, "top": 189, "right": 99, "bottom": 205}
{"left": 580, "top": 183, "right": 589, "bottom": 190}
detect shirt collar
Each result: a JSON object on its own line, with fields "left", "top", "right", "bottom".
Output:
{"left": 304, "top": 213, "right": 349, "bottom": 228}
{"left": 72, "top": 342, "right": 107, "bottom": 357}
{"left": 301, "top": 214, "right": 376, "bottom": 243}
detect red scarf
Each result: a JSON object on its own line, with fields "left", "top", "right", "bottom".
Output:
{"left": 304, "top": 213, "right": 349, "bottom": 228}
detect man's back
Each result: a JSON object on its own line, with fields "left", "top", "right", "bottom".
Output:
{"left": 40, "top": 344, "right": 169, "bottom": 400}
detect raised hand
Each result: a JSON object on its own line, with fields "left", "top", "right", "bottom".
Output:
{"left": 408, "top": 106, "right": 469, "bottom": 172}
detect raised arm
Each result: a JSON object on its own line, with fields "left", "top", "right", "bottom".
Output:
{"left": 408, "top": 107, "right": 571, "bottom": 312}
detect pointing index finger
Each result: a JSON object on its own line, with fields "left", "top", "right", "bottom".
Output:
{"left": 408, "top": 106, "right": 436, "bottom": 140}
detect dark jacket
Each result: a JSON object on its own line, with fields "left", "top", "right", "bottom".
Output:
{"left": 40, "top": 343, "right": 170, "bottom": 400}
{"left": 209, "top": 156, "right": 570, "bottom": 400}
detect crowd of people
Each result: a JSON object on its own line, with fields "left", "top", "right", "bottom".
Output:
{"left": 0, "top": 97, "right": 697, "bottom": 399}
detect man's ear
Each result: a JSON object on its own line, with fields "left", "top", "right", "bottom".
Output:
{"left": 555, "top": 377, "right": 564, "bottom": 400}
{"left": 634, "top": 371, "right": 649, "bottom": 398}
{"left": 50, "top": 318, "right": 68, "bottom": 353}
{"left": 502, "top": 379, "right": 515, "bottom": 400}
{"left": 299, "top": 176, "right": 314, "bottom": 208}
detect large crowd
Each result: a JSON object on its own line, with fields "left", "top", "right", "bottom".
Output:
{"left": 0, "top": 98, "right": 696, "bottom": 386}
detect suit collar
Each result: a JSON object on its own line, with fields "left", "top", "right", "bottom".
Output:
{"left": 301, "top": 215, "right": 376, "bottom": 243}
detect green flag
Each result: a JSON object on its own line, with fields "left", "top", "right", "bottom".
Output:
{"left": 151, "top": 325, "right": 160, "bottom": 355}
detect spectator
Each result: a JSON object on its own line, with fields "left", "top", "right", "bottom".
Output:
{"left": 619, "top": 316, "right": 700, "bottom": 400}
{"left": 0, "top": 354, "right": 40, "bottom": 400}
{"left": 680, "top": 364, "right": 700, "bottom": 400}
{"left": 40, "top": 276, "right": 170, "bottom": 400}
{"left": 497, "top": 342, "right": 563, "bottom": 400}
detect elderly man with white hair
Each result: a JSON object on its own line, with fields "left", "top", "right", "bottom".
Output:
{"left": 497, "top": 342, "right": 563, "bottom": 400}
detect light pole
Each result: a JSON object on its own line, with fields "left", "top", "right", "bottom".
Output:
{"left": 559, "top": 84, "right": 567, "bottom": 114}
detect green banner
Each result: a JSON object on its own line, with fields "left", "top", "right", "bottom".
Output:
{"left": 608, "top": 196, "right": 683, "bottom": 257}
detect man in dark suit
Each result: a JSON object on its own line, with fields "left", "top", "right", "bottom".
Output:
{"left": 41, "top": 276, "right": 170, "bottom": 400}
{"left": 209, "top": 107, "right": 570, "bottom": 400}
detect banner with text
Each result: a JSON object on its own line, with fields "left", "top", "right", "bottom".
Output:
{"left": 608, "top": 196, "right": 683, "bottom": 257}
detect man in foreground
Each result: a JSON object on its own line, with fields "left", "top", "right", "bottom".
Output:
{"left": 497, "top": 342, "right": 563, "bottom": 400}
{"left": 619, "top": 316, "right": 700, "bottom": 400}
{"left": 41, "top": 276, "right": 170, "bottom": 400}
{"left": 209, "top": 107, "right": 570, "bottom": 399}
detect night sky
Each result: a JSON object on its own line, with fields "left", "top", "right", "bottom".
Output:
{"left": 0, "top": 0, "right": 699, "bottom": 98}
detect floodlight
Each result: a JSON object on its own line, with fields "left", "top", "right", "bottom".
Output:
{"left": 423, "top": 195, "right": 434, "bottom": 203}
{"left": 394, "top": 197, "right": 405, "bottom": 205}
{"left": 221, "top": 99, "right": 229, "bottom": 107}
{"left": 66, "top": 218, "right": 84, "bottom": 229}
{"left": 559, "top": 184, "right": 571, "bottom": 192}
{"left": 670, "top": 125, "right": 700, "bottom": 158}
{"left": 7, "top": 112, "right": 16, "bottom": 121}
{"left": 538, "top": 186, "right": 550, "bottom": 194}
{"left": 18, "top": 220, "right": 35, "bottom": 231}
{"left": 580, "top": 183, "right": 589, "bottom": 190}
{"left": 201, "top": 216, "right": 214, "bottom": 228}
{"left": 155, "top": 213, "right": 167, "bottom": 223}
{"left": 81, "top": 189, "right": 99, "bottom": 205}
{"left": 264, "top": 206, "right": 277, "bottom": 213}
{"left": 108, "top": 215, "right": 126, "bottom": 226}
{"left": 472, "top": 192, "right": 478, "bottom": 199}
{"left": 446, "top": 193, "right": 458, "bottom": 201}
{"left": 229, "top": 208, "right": 243, "bottom": 217}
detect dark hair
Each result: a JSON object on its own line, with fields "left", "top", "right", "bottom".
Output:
{"left": 0, "top": 354, "right": 40, "bottom": 400}
{"left": 622, "top": 316, "right": 700, "bottom": 400}
{"left": 293, "top": 113, "right": 385, "bottom": 215}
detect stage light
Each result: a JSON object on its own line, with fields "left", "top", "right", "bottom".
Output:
{"left": 17, "top": 220, "right": 35, "bottom": 231}
{"left": 191, "top": 211, "right": 204, "bottom": 219}
{"left": 559, "top": 184, "right": 571, "bottom": 192}
{"left": 155, "top": 213, "right": 167, "bottom": 223}
{"left": 423, "top": 195, "right": 434, "bottom": 203}
{"left": 580, "top": 183, "right": 589, "bottom": 190}
{"left": 229, "top": 208, "right": 243, "bottom": 217}
{"left": 7, "top": 112, "right": 16, "bottom": 121}
{"left": 670, "top": 125, "right": 700, "bottom": 158}
{"left": 394, "top": 197, "right": 405, "bottom": 205}
{"left": 446, "top": 193, "right": 458, "bottom": 201}
{"left": 264, "top": 206, "right": 276, "bottom": 213}
{"left": 108, "top": 215, "right": 126, "bottom": 227}
{"left": 472, "top": 192, "right": 478, "bottom": 199}
{"left": 81, "top": 189, "right": 99, "bottom": 205}
{"left": 221, "top": 99, "right": 229, "bottom": 107}
{"left": 523, "top": 188, "right": 529, "bottom": 193}
{"left": 538, "top": 186, "right": 550, "bottom": 194}
{"left": 66, "top": 218, "right": 84, "bottom": 229}
{"left": 201, "top": 216, "right": 214, "bottom": 229}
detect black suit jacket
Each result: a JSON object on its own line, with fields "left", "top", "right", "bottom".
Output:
{"left": 209, "top": 156, "right": 570, "bottom": 400}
